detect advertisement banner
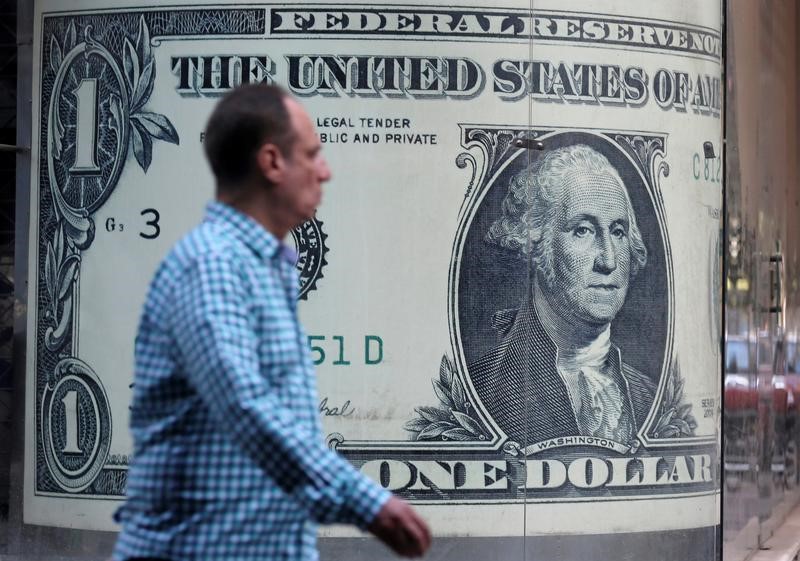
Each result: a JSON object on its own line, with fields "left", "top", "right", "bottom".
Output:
{"left": 26, "top": 0, "right": 722, "bottom": 534}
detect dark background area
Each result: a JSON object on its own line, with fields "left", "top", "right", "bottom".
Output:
{"left": 0, "top": 0, "right": 16, "bottom": 534}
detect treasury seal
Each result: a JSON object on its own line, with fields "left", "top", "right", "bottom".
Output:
{"left": 291, "top": 216, "right": 329, "bottom": 300}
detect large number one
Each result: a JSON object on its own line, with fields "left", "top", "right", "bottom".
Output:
{"left": 70, "top": 78, "right": 101, "bottom": 176}
{"left": 61, "top": 390, "right": 82, "bottom": 454}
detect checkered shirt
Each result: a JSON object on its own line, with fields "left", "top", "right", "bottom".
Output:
{"left": 113, "top": 201, "right": 390, "bottom": 561}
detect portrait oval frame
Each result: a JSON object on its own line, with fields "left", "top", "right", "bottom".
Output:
{"left": 448, "top": 128, "right": 674, "bottom": 444}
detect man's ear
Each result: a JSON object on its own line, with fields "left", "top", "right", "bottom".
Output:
{"left": 255, "top": 143, "right": 284, "bottom": 185}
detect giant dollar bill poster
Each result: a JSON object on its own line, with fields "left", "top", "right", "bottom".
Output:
{"left": 25, "top": 0, "right": 723, "bottom": 534}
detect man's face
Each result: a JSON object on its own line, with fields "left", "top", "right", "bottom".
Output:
{"left": 545, "top": 171, "right": 633, "bottom": 327}
{"left": 272, "top": 98, "right": 331, "bottom": 226}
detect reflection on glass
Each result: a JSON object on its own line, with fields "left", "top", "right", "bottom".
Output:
{"left": 723, "top": 3, "right": 800, "bottom": 558}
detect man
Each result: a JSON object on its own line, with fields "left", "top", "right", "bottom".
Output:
{"left": 469, "top": 144, "right": 656, "bottom": 447}
{"left": 113, "top": 85, "right": 430, "bottom": 561}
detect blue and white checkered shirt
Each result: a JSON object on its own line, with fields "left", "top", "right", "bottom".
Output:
{"left": 113, "top": 201, "right": 390, "bottom": 561}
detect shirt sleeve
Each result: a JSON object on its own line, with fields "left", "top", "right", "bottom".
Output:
{"left": 169, "top": 249, "right": 390, "bottom": 528}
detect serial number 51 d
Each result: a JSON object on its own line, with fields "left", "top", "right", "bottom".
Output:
{"left": 307, "top": 335, "right": 383, "bottom": 366}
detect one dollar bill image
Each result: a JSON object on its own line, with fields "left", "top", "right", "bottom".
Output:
{"left": 25, "top": 0, "right": 722, "bottom": 534}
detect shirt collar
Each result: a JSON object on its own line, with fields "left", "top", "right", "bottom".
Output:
{"left": 204, "top": 201, "right": 297, "bottom": 264}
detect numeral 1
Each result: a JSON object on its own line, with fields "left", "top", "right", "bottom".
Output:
{"left": 70, "top": 78, "right": 101, "bottom": 176}
{"left": 332, "top": 335, "right": 351, "bottom": 365}
{"left": 61, "top": 390, "right": 82, "bottom": 454}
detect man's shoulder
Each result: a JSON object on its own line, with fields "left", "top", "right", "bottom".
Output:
{"left": 621, "top": 361, "right": 657, "bottom": 397}
{"left": 173, "top": 220, "right": 243, "bottom": 261}
{"left": 468, "top": 315, "right": 536, "bottom": 396}
{"left": 144, "top": 221, "right": 251, "bottom": 305}
{"left": 470, "top": 304, "right": 549, "bottom": 367}
{"left": 160, "top": 220, "right": 257, "bottom": 277}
